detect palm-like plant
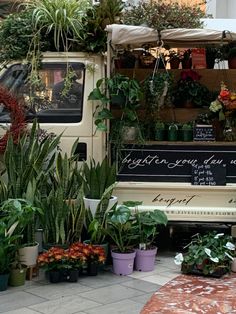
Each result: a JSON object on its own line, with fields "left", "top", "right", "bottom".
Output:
{"left": 23, "top": 0, "right": 93, "bottom": 51}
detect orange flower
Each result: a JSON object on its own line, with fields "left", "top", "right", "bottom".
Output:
{"left": 219, "top": 89, "right": 230, "bottom": 100}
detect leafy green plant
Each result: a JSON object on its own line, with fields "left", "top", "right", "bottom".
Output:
{"left": 174, "top": 232, "right": 235, "bottom": 276}
{"left": 173, "top": 70, "right": 212, "bottom": 108}
{"left": 106, "top": 205, "right": 137, "bottom": 253}
{"left": 0, "top": 220, "right": 20, "bottom": 274}
{"left": 88, "top": 73, "right": 143, "bottom": 132}
{"left": 122, "top": 0, "right": 206, "bottom": 30}
{"left": 87, "top": 183, "right": 117, "bottom": 244}
{"left": 133, "top": 209, "right": 168, "bottom": 249}
{"left": 65, "top": 190, "right": 87, "bottom": 244}
{"left": 123, "top": 201, "right": 168, "bottom": 249}
{"left": 51, "top": 139, "right": 83, "bottom": 200}
{"left": 82, "top": 157, "right": 116, "bottom": 199}
{"left": 182, "top": 122, "right": 193, "bottom": 130}
{"left": 76, "top": 0, "right": 124, "bottom": 53}
{"left": 0, "top": 120, "right": 61, "bottom": 203}
{"left": 155, "top": 120, "right": 165, "bottom": 130}
{"left": 0, "top": 198, "right": 43, "bottom": 246}
{"left": 144, "top": 72, "right": 174, "bottom": 120}
{"left": 23, "top": 0, "right": 92, "bottom": 52}
{"left": 0, "top": 10, "right": 36, "bottom": 62}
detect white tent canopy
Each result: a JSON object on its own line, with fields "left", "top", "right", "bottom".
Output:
{"left": 106, "top": 24, "right": 236, "bottom": 48}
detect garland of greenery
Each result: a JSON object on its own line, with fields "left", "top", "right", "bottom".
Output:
{"left": 0, "top": 86, "right": 26, "bottom": 153}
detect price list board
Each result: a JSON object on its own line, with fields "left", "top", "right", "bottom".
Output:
{"left": 191, "top": 164, "right": 226, "bottom": 186}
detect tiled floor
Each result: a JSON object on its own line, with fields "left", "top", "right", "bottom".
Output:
{"left": 0, "top": 251, "right": 179, "bottom": 314}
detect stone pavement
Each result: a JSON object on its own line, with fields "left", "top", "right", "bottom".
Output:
{"left": 0, "top": 252, "right": 179, "bottom": 314}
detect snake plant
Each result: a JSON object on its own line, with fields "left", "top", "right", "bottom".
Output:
{"left": 82, "top": 157, "right": 116, "bottom": 199}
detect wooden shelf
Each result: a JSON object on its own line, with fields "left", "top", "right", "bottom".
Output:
{"left": 116, "top": 68, "right": 236, "bottom": 92}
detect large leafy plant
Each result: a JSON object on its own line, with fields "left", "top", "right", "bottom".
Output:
{"left": 131, "top": 206, "right": 168, "bottom": 249}
{"left": 106, "top": 205, "right": 137, "bottom": 253}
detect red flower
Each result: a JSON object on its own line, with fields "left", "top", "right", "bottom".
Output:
{"left": 180, "top": 69, "right": 201, "bottom": 81}
{"left": 0, "top": 86, "right": 26, "bottom": 152}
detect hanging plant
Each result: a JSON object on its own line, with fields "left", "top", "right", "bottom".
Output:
{"left": 0, "top": 86, "right": 26, "bottom": 153}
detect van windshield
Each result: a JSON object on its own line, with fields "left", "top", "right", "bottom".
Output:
{"left": 0, "top": 62, "right": 85, "bottom": 123}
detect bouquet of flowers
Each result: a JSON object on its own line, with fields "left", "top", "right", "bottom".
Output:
{"left": 209, "top": 82, "right": 236, "bottom": 121}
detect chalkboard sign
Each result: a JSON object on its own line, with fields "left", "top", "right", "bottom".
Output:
{"left": 115, "top": 143, "right": 236, "bottom": 183}
{"left": 191, "top": 164, "right": 226, "bottom": 186}
{"left": 193, "top": 124, "right": 215, "bottom": 141}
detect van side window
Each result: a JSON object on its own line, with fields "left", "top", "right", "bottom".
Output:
{"left": 0, "top": 62, "right": 85, "bottom": 123}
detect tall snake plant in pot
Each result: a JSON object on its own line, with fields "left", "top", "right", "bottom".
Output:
{"left": 82, "top": 157, "right": 117, "bottom": 217}
{"left": 39, "top": 139, "right": 85, "bottom": 247}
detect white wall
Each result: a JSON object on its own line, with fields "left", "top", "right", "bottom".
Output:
{"left": 206, "top": 0, "right": 236, "bottom": 18}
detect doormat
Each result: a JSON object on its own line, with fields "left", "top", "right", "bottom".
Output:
{"left": 141, "top": 273, "right": 236, "bottom": 313}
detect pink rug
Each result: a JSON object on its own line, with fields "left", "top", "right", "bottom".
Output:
{"left": 141, "top": 273, "right": 236, "bottom": 313}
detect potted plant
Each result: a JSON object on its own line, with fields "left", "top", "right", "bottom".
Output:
{"left": 174, "top": 232, "right": 235, "bottom": 278}
{"left": 155, "top": 120, "right": 166, "bottom": 141}
{"left": 173, "top": 69, "right": 211, "bottom": 108}
{"left": 84, "top": 184, "right": 118, "bottom": 265}
{"left": 168, "top": 122, "right": 179, "bottom": 141}
{"left": 126, "top": 202, "right": 168, "bottom": 272}
{"left": 8, "top": 256, "right": 27, "bottom": 287}
{"left": 106, "top": 204, "right": 137, "bottom": 275}
{"left": 88, "top": 73, "right": 143, "bottom": 149}
{"left": 37, "top": 245, "right": 85, "bottom": 283}
{"left": 168, "top": 49, "right": 181, "bottom": 69}
{"left": 82, "top": 157, "right": 117, "bottom": 217}
{"left": 181, "top": 122, "right": 193, "bottom": 142}
{"left": 181, "top": 49, "right": 192, "bottom": 69}
{"left": 0, "top": 220, "right": 20, "bottom": 291}
{"left": 72, "top": 242, "right": 106, "bottom": 276}
{"left": 205, "top": 46, "right": 219, "bottom": 69}
{"left": 0, "top": 198, "right": 43, "bottom": 267}
{"left": 143, "top": 72, "right": 174, "bottom": 133}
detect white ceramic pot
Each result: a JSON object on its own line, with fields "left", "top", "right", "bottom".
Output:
{"left": 18, "top": 242, "right": 39, "bottom": 266}
{"left": 83, "top": 195, "right": 118, "bottom": 217}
